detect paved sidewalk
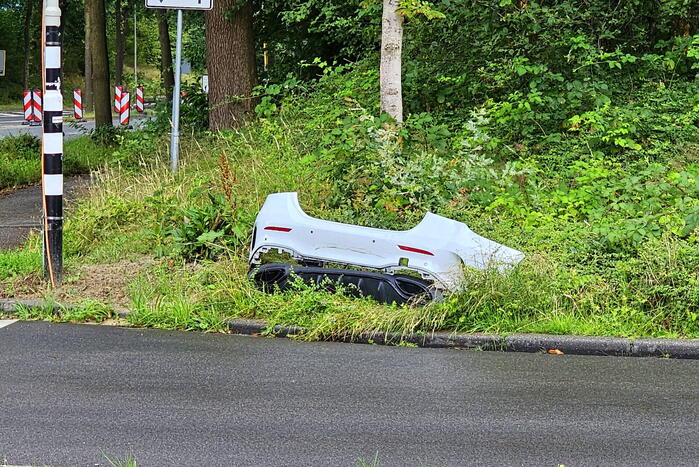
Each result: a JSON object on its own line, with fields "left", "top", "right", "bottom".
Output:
{"left": 0, "top": 176, "right": 90, "bottom": 250}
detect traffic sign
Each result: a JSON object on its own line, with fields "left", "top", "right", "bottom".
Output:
{"left": 145, "top": 0, "right": 212, "bottom": 10}
{"left": 201, "top": 74, "right": 208, "bottom": 93}
{"left": 0, "top": 50, "right": 6, "bottom": 77}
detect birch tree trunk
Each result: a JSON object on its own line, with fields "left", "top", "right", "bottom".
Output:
{"left": 380, "top": 0, "right": 403, "bottom": 123}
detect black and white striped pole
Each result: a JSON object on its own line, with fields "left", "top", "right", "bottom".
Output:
{"left": 41, "top": 0, "right": 63, "bottom": 286}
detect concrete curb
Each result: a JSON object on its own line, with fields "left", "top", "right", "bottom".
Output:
{"left": 226, "top": 319, "right": 699, "bottom": 359}
{"left": 504, "top": 333, "right": 632, "bottom": 357}
{"left": 2, "top": 298, "right": 698, "bottom": 359}
{"left": 631, "top": 338, "right": 699, "bottom": 359}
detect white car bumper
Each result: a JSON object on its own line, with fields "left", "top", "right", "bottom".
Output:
{"left": 249, "top": 192, "right": 524, "bottom": 292}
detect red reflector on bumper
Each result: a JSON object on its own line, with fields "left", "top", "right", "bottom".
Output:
{"left": 398, "top": 245, "right": 434, "bottom": 256}
{"left": 264, "top": 226, "right": 292, "bottom": 232}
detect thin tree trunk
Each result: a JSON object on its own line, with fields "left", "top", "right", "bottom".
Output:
{"left": 114, "top": 0, "right": 126, "bottom": 84}
{"left": 205, "top": 0, "right": 257, "bottom": 130}
{"left": 22, "top": 0, "right": 34, "bottom": 90}
{"left": 157, "top": 10, "right": 174, "bottom": 101}
{"left": 90, "top": 0, "right": 112, "bottom": 127}
{"left": 380, "top": 0, "right": 403, "bottom": 123}
{"left": 84, "top": 0, "right": 93, "bottom": 112}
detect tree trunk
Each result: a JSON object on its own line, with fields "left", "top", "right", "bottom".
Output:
{"left": 380, "top": 0, "right": 403, "bottom": 123}
{"left": 205, "top": 0, "right": 257, "bottom": 130}
{"left": 22, "top": 0, "right": 34, "bottom": 90}
{"left": 114, "top": 0, "right": 126, "bottom": 85}
{"left": 84, "top": 0, "right": 93, "bottom": 112}
{"left": 157, "top": 10, "right": 174, "bottom": 101}
{"left": 89, "top": 0, "right": 112, "bottom": 127}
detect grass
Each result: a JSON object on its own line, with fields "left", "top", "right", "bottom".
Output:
{"left": 0, "top": 103, "right": 21, "bottom": 111}
{"left": 0, "top": 134, "right": 114, "bottom": 190}
{"left": 0, "top": 242, "right": 41, "bottom": 281}
{"left": 6, "top": 299, "right": 118, "bottom": 324}
{"left": 357, "top": 452, "right": 381, "bottom": 467}
{"left": 102, "top": 452, "right": 137, "bottom": 467}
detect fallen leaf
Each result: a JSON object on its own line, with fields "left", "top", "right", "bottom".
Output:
{"left": 548, "top": 349, "right": 565, "bottom": 355}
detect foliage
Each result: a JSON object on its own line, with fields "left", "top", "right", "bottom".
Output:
{"left": 11, "top": 299, "right": 116, "bottom": 324}
{"left": 0, "top": 134, "right": 40, "bottom": 189}
{"left": 147, "top": 81, "right": 210, "bottom": 133}
{"left": 180, "top": 81, "right": 210, "bottom": 131}
{"left": 397, "top": 0, "right": 445, "bottom": 20}
{"left": 168, "top": 191, "right": 250, "bottom": 261}
{"left": 0, "top": 135, "right": 118, "bottom": 190}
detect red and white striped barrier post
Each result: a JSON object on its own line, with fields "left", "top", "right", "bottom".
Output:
{"left": 23, "top": 90, "right": 33, "bottom": 125}
{"left": 32, "top": 89, "right": 43, "bottom": 123}
{"left": 136, "top": 86, "right": 144, "bottom": 113}
{"left": 114, "top": 85, "right": 122, "bottom": 113}
{"left": 119, "top": 91, "right": 130, "bottom": 125}
{"left": 73, "top": 88, "right": 85, "bottom": 121}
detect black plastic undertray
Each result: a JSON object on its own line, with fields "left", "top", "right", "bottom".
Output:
{"left": 250, "top": 263, "right": 436, "bottom": 305}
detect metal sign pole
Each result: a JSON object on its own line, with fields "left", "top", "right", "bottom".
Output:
{"left": 170, "top": 8, "right": 183, "bottom": 172}
{"left": 145, "top": 0, "right": 211, "bottom": 172}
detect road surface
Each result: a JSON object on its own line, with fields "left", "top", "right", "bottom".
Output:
{"left": 0, "top": 321, "right": 697, "bottom": 466}
{"left": 0, "top": 176, "right": 90, "bottom": 250}
{"left": 0, "top": 110, "right": 148, "bottom": 140}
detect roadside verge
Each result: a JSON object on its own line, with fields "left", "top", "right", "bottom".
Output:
{"left": 2, "top": 298, "right": 698, "bottom": 359}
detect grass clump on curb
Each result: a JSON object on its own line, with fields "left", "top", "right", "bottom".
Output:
{"left": 9, "top": 299, "right": 118, "bottom": 324}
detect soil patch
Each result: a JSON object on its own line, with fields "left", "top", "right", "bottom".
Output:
{"left": 3, "top": 258, "right": 155, "bottom": 310}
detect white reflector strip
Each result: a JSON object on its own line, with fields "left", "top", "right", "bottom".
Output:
{"left": 43, "top": 174, "right": 63, "bottom": 196}
{"left": 44, "top": 91, "right": 62, "bottom": 112}
{"left": 0, "top": 319, "right": 18, "bottom": 329}
{"left": 43, "top": 132, "right": 63, "bottom": 154}
{"left": 45, "top": 46, "right": 61, "bottom": 69}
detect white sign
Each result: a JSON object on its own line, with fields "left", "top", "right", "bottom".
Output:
{"left": 145, "top": 0, "right": 212, "bottom": 10}
{"left": 0, "top": 50, "right": 5, "bottom": 77}
{"left": 201, "top": 74, "right": 208, "bottom": 93}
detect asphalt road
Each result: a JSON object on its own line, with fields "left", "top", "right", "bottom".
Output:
{"left": 0, "top": 321, "right": 697, "bottom": 466}
{"left": 0, "top": 176, "right": 90, "bottom": 250}
{"left": 0, "top": 110, "right": 92, "bottom": 140}
{"left": 0, "top": 110, "right": 148, "bottom": 140}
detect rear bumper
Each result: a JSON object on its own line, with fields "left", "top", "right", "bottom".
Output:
{"left": 249, "top": 192, "right": 524, "bottom": 291}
